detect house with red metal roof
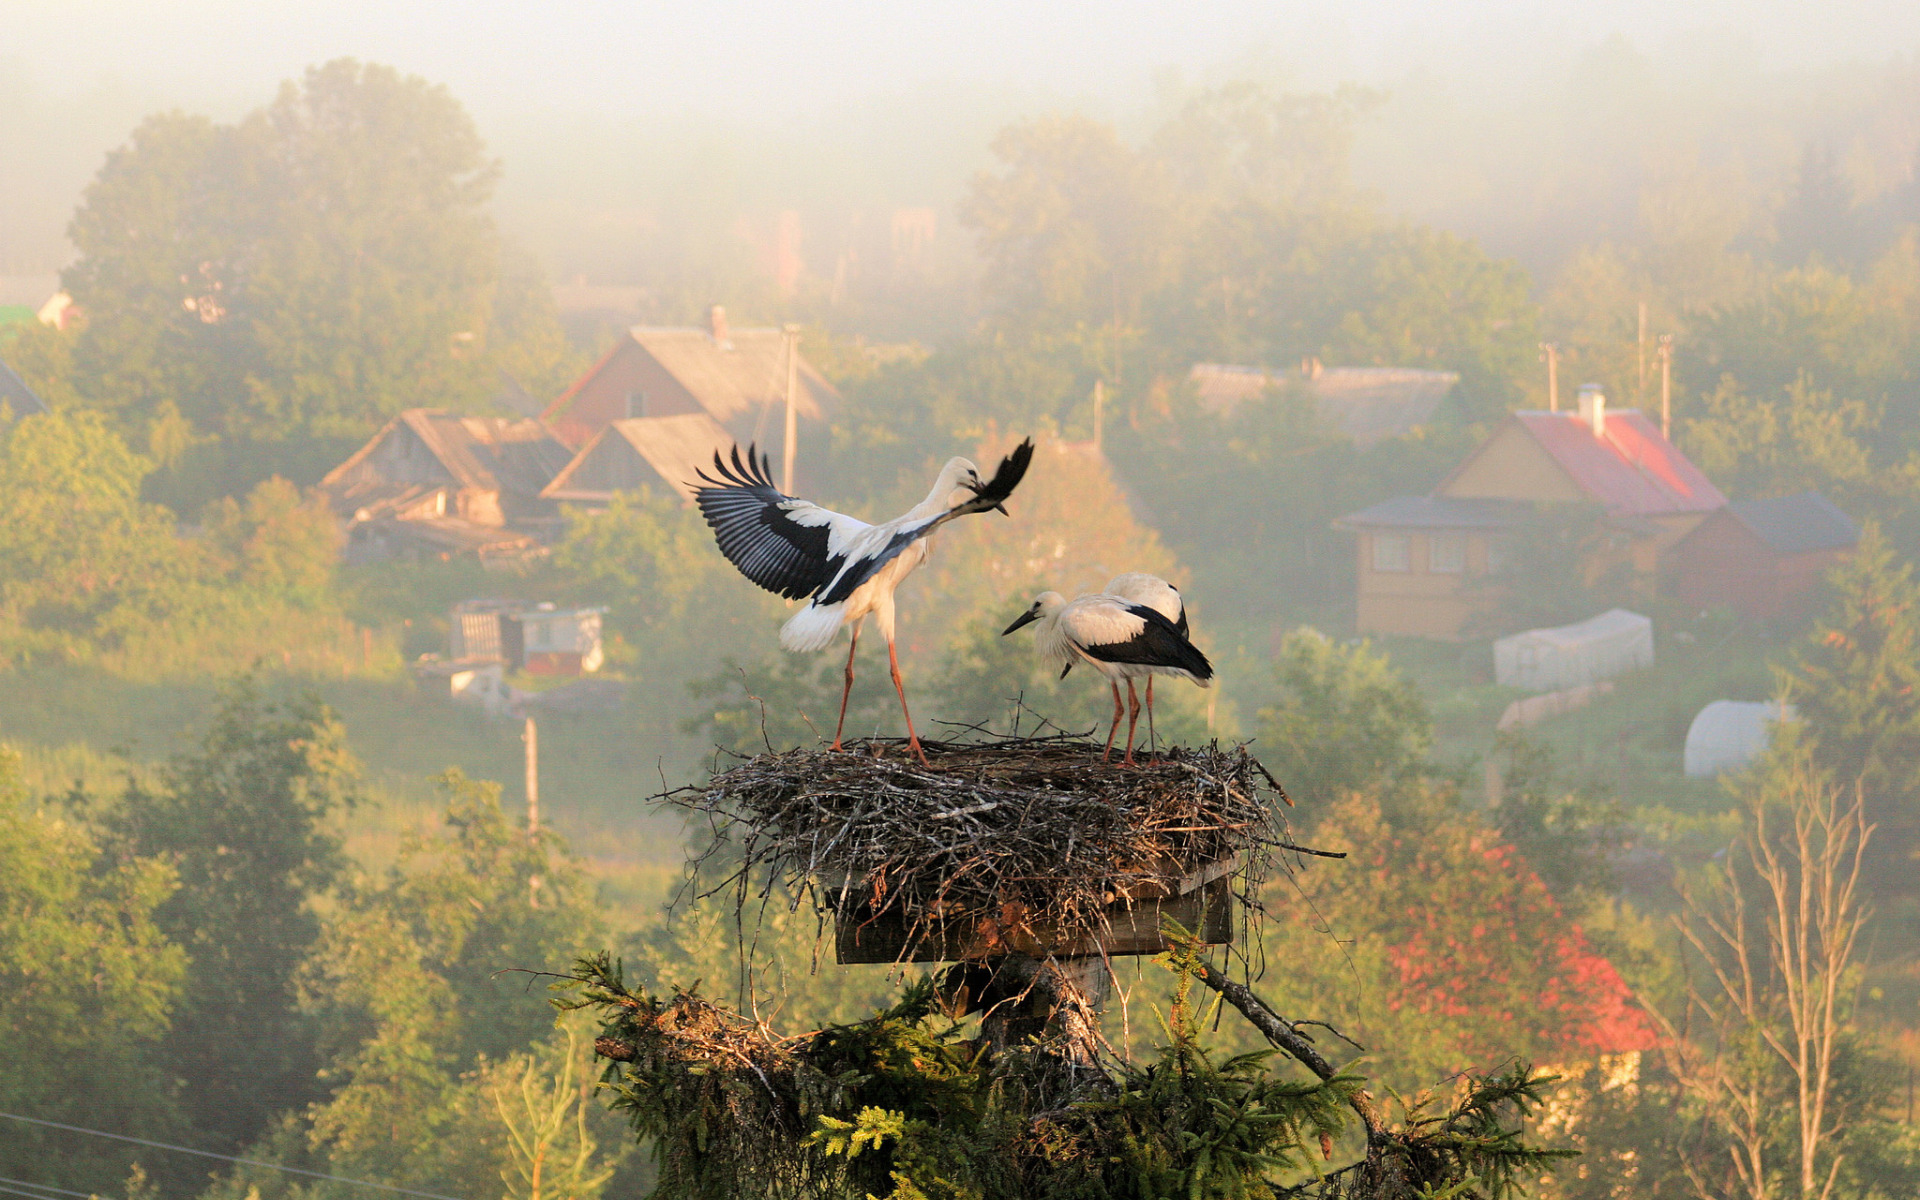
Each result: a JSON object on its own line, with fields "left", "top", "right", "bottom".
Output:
{"left": 1338, "top": 387, "right": 1727, "bottom": 639}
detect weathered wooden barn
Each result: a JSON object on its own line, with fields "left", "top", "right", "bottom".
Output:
{"left": 541, "top": 307, "right": 837, "bottom": 489}
{"left": 540, "top": 412, "right": 735, "bottom": 507}
{"left": 1188, "top": 359, "right": 1458, "bottom": 446}
{"left": 318, "top": 410, "right": 572, "bottom": 563}
{"left": 1339, "top": 392, "right": 1726, "bottom": 639}
{"left": 1671, "top": 491, "right": 1858, "bottom": 621}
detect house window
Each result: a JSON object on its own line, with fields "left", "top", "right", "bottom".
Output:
{"left": 1372, "top": 533, "right": 1410, "bottom": 573}
{"left": 1431, "top": 532, "right": 1467, "bottom": 574}
{"left": 624, "top": 390, "right": 645, "bottom": 419}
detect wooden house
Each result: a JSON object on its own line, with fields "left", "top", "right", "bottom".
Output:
{"left": 1671, "top": 492, "right": 1858, "bottom": 621}
{"left": 1339, "top": 391, "right": 1726, "bottom": 639}
{"left": 1189, "top": 360, "right": 1457, "bottom": 446}
{"left": 318, "top": 409, "right": 573, "bottom": 564}
{"left": 541, "top": 306, "right": 837, "bottom": 488}
{"left": 540, "top": 412, "right": 735, "bottom": 507}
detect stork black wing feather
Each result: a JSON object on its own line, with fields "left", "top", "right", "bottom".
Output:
{"left": 1079, "top": 605, "right": 1213, "bottom": 681}
{"left": 692, "top": 442, "right": 838, "bottom": 601}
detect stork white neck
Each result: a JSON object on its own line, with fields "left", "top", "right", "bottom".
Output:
{"left": 909, "top": 456, "right": 983, "bottom": 519}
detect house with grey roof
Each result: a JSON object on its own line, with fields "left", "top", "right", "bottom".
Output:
{"left": 1672, "top": 491, "right": 1859, "bottom": 621}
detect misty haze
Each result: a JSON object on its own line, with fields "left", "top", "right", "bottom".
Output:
{"left": 1, "top": 3, "right": 1918, "bottom": 1197}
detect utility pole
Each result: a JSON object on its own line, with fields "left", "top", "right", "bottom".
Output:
{"left": 524, "top": 715, "right": 541, "bottom": 907}
{"left": 1092, "top": 379, "right": 1105, "bottom": 451}
{"left": 523, "top": 715, "right": 539, "bottom": 836}
{"left": 1637, "top": 301, "right": 1648, "bottom": 394}
{"left": 781, "top": 324, "right": 801, "bottom": 495}
{"left": 1540, "top": 342, "right": 1560, "bottom": 412}
{"left": 1659, "top": 334, "right": 1673, "bottom": 439}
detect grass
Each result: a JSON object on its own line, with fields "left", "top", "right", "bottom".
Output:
{"left": 0, "top": 660, "right": 710, "bottom": 931}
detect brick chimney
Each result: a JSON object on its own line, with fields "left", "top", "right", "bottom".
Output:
{"left": 1577, "top": 383, "right": 1606, "bottom": 437}
{"left": 708, "top": 304, "right": 732, "bottom": 349}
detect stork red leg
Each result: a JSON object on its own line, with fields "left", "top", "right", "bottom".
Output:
{"left": 1123, "top": 679, "right": 1142, "bottom": 767}
{"left": 1104, "top": 683, "right": 1123, "bottom": 763}
{"left": 886, "top": 635, "right": 929, "bottom": 768}
{"left": 1145, "top": 676, "right": 1157, "bottom": 758}
{"left": 831, "top": 623, "right": 861, "bottom": 751}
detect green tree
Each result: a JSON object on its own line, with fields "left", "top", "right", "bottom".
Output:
{"left": 201, "top": 476, "right": 341, "bottom": 605}
{"left": 0, "top": 409, "right": 195, "bottom": 665}
{"left": 1781, "top": 523, "right": 1920, "bottom": 807}
{"left": 0, "top": 751, "right": 186, "bottom": 1192}
{"left": 262, "top": 769, "right": 607, "bottom": 1190}
{"left": 61, "top": 59, "right": 578, "bottom": 500}
{"left": 1255, "top": 629, "right": 1435, "bottom": 809}
{"left": 101, "top": 682, "right": 359, "bottom": 1159}
{"left": 961, "top": 114, "right": 1179, "bottom": 342}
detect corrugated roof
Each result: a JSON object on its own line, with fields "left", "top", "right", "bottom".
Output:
{"left": 1336, "top": 495, "right": 1530, "bottom": 529}
{"left": 547, "top": 327, "right": 836, "bottom": 432}
{"left": 543, "top": 412, "right": 734, "bottom": 504}
{"left": 1188, "top": 362, "right": 1456, "bottom": 444}
{"left": 1729, "top": 491, "right": 1859, "bottom": 555}
{"left": 322, "top": 409, "right": 571, "bottom": 501}
{"left": 1507, "top": 410, "right": 1725, "bottom": 516}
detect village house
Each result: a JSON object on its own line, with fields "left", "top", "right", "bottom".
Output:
{"left": 1671, "top": 491, "right": 1859, "bottom": 621}
{"left": 1188, "top": 359, "right": 1459, "bottom": 446}
{"left": 540, "top": 411, "right": 735, "bottom": 507}
{"left": 1338, "top": 387, "right": 1726, "bottom": 639}
{"left": 540, "top": 305, "right": 837, "bottom": 492}
{"left": 318, "top": 409, "right": 573, "bottom": 564}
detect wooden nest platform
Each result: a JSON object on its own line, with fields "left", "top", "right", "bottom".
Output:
{"left": 665, "top": 734, "right": 1320, "bottom": 965}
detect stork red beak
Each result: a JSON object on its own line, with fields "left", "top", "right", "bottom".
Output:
{"left": 1002, "top": 609, "right": 1041, "bottom": 636}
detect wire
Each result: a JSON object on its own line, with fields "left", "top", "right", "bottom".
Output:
{"left": 0, "top": 1178, "right": 94, "bottom": 1199}
{"left": 0, "top": 1113, "right": 464, "bottom": 1200}
{"left": 0, "top": 1185, "right": 91, "bottom": 1200}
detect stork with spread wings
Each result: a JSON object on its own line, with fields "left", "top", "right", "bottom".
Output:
{"left": 693, "top": 439, "right": 1034, "bottom": 765}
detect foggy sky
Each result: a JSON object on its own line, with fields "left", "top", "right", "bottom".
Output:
{"left": 11, "top": 0, "right": 1920, "bottom": 115}
{"left": 5, "top": 1, "right": 1920, "bottom": 275}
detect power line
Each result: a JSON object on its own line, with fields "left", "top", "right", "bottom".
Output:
{"left": 0, "top": 1177, "right": 93, "bottom": 1198}
{"left": 0, "top": 1185, "right": 91, "bottom": 1200}
{"left": 0, "top": 1113, "right": 464, "bottom": 1200}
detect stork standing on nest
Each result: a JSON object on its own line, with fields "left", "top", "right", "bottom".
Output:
{"left": 694, "top": 440, "right": 1035, "bottom": 767}
{"left": 1003, "top": 591, "right": 1212, "bottom": 766}
{"left": 1103, "top": 572, "right": 1187, "bottom": 746}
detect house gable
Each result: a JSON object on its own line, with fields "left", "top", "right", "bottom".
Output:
{"left": 543, "top": 413, "right": 733, "bottom": 505}
{"left": 1438, "top": 419, "right": 1588, "bottom": 504}
{"left": 544, "top": 339, "right": 707, "bottom": 449}
{"left": 543, "top": 324, "right": 840, "bottom": 452}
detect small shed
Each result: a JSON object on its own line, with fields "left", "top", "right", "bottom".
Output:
{"left": 1685, "top": 700, "right": 1795, "bottom": 778}
{"left": 448, "top": 599, "right": 606, "bottom": 676}
{"left": 516, "top": 603, "right": 607, "bottom": 676}
{"left": 1494, "top": 608, "right": 1653, "bottom": 693}
{"left": 1672, "top": 492, "right": 1859, "bottom": 621}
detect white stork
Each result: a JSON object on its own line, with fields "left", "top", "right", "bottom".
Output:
{"left": 1002, "top": 590, "right": 1212, "bottom": 766}
{"left": 694, "top": 440, "right": 1035, "bottom": 766}
{"left": 1103, "top": 572, "right": 1187, "bottom": 743}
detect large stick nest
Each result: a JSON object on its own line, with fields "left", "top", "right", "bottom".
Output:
{"left": 663, "top": 733, "right": 1310, "bottom": 961}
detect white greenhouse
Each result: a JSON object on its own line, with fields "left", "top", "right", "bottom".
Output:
{"left": 1493, "top": 608, "right": 1654, "bottom": 693}
{"left": 1683, "top": 701, "right": 1796, "bottom": 778}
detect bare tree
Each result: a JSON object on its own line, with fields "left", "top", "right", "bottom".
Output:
{"left": 1654, "top": 739, "right": 1873, "bottom": 1200}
